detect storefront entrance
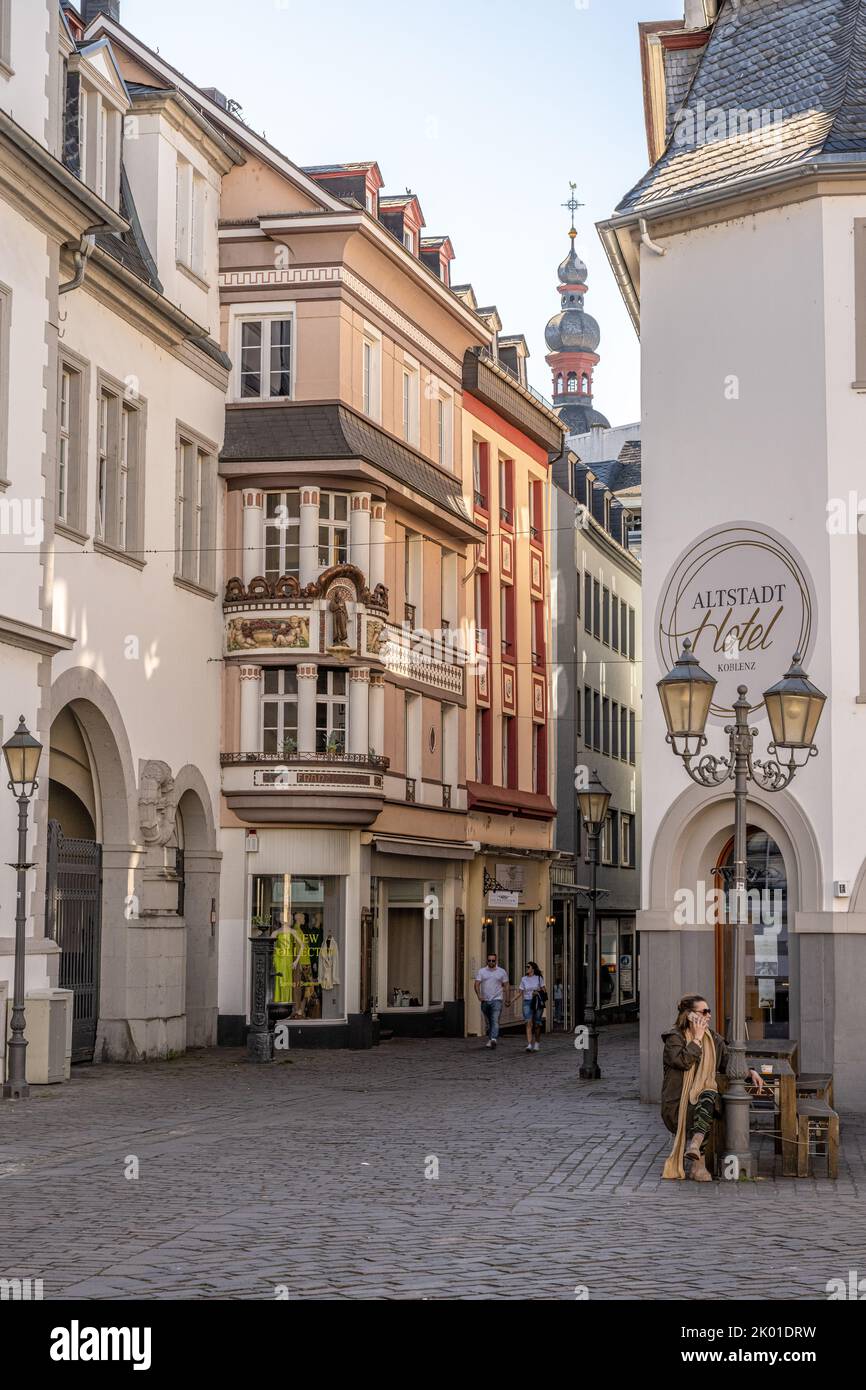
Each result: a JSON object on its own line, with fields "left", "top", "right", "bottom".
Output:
{"left": 485, "top": 911, "right": 535, "bottom": 1029}
{"left": 715, "top": 827, "right": 789, "bottom": 1040}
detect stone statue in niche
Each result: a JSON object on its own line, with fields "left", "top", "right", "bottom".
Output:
{"left": 139, "top": 759, "right": 177, "bottom": 846}
{"left": 328, "top": 586, "right": 351, "bottom": 648}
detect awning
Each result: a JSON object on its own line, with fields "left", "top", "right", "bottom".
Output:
{"left": 372, "top": 835, "right": 477, "bottom": 861}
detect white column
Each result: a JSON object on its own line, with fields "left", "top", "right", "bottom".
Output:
{"left": 350, "top": 492, "right": 372, "bottom": 579}
{"left": 349, "top": 667, "right": 370, "bottom": 756}
{"left": 297, "top": 663, "right": 318, "bottom": 753}
{"left": 299, "top": 486, "right": 320, "bottom": 586}
{"left": 242, "top": 490, "right": 264, "bottom": 584}
{"left": 239, "top": 665, "right": 262, "bottom": 753}
{"left": 369, "top": 671, "right": 385, "bottom": 757}
{"left": 370, "top": 499, "right": 386, "bottom": 590}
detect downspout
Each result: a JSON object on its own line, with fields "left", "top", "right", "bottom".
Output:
{"left": 59, "top": 224, "right": 113, "bottom": 294}
{"left": 639, "top": 217, "right": 666, "bottom": 257}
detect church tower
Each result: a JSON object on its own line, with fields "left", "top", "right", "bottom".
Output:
{"left": 545, "top": 187, "right": 610, "bottom": 434}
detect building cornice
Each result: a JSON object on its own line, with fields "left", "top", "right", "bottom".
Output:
{"left": 129, "top": 89, "right": 245, "bottom": 175}
{"left": 0, "top": 613, "right": 76, "bottom": 657}
{"left": 0, "top": 107, "right": 128, "bottom": 245}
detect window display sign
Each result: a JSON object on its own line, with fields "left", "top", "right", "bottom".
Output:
{"left": 656, "top": 523, "right": 816, "bottom": 721}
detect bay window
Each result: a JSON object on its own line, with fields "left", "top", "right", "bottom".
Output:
{"left": 264, "top": 489, "right": 300, "bottom": 578}
{"left": 318, "top": 492, "right": 349, "bottom": 567}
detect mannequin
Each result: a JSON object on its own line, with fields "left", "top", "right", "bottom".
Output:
{"left": 319, "top": 932, "right": 341, "bottom": 991}
{"left": 273, "top": 915, "right": 305, "bottom": 1006}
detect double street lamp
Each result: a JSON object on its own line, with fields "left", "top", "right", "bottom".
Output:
{"left": 577, "top": 769, "right": 611, "bottom": 1080}
{"left": 657, "top": 640, "right": 826, "bottom": 1176}
{"left": 2, "top": 716, "right": 43, "bottom": 1100}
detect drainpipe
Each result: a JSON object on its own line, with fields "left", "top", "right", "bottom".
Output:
{"left": 59, "top": 224, "right": 113, "bottom": 295}
{"left": 639, "top": 217, "right": 666, "bottom": 257}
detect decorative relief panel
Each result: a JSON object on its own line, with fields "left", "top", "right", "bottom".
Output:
{"left": 530, "top": 549, "right": 543, "bottom": 599}
{"left": 502, "top": 664, "right": 516, "bottom": 714}
{"left": 500, "top": 535, "right": 513, "bottom": 583}
{"left": 227, "top": 616, "right": 310, "bottom": 651}
{"left": 532, "top": 672, "right": 546, "bottom": 724}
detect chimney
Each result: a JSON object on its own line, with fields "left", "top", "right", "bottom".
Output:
{"left": 683, "top": 0, "right": 718, "bottom": 29}
{"left": 82, "top": 1, "right": 121, "bottom": 23}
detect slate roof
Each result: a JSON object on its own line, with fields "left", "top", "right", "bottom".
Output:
{"left": 575, "top": 440, "right": 642, "bottom": 494}
{"left": 221, "top": 403, "right": 471, "bottom": 523}
{"left": 95, "top": 166, "right": 162, "bottom": 291}
{"left": 618, "top": 0, "right": 866, "bottom": 215}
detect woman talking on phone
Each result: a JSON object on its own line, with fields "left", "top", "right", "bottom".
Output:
{"left": 661, "top": 994, "right": 764, "bottom": 1182}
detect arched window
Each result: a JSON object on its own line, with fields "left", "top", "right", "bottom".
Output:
{"left": 555, "top": 373, "right": 563, "bottom": 394}
{"left": 567, "top": 372, "right": 577, "bottom": 393}
{"left": 581, "top": 372, "right": 590, "bottom": 394}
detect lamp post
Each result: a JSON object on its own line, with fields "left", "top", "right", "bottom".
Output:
{"left": 2, "top": 716, "right": 43, "bottom": 1100}
{"left": 577, "top": 770, "right": 611, "bottom": 1079}
{"left": 657, "top": 641, "right": 826, "bottom": 1177}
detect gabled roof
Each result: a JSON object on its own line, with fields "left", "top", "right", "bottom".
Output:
{"left": 619, "top": 0, "right": 866, "bottom": 216}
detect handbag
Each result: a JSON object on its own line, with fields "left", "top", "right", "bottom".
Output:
{"left": 534, "top": 982, "right": 548, "bottom": 1013}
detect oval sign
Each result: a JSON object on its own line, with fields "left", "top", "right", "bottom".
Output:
{"left": 656, "top": 523, "right": 816, "bottom": 721}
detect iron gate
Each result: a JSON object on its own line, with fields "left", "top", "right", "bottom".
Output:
{"left": 45, "top": 819, "right": 102, "bottom": 1062}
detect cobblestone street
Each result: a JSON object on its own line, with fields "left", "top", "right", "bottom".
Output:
{"left": 2, "top": 1024, "right": 864, "bottom": 1301}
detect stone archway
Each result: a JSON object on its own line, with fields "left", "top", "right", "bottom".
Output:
{"left": 44, "top": 668, "right": 138, "bottom": 1062}
{"left": 173, "top": 765, "right": 220, "bottom": 1048}
{"left": 639, "top": 781, "right": 823, "bottom": 1103}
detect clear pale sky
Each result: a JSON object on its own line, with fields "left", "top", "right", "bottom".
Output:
{"left": 123, "top": 0, "right": 683, "bottom": 426}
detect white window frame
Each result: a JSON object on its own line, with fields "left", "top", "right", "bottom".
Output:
{"left": 95, "top": 374, "right": 145, "bottom": 560}
{"left": 401, "top": 352, "right": 420, "bottom": 446}
{"left": 316, "top": 670, "right": 348, "bottom": 754}
{"left": 78, "top": 77, "right": 122, "bottom": 209}
{"left": 176, "top": 157, "right": 206, "bottom": 279}
{"left": 403, "top": 226, "right": 415, "bottom": 254}
{"left": 175, "top": 425, "right": 217, "bottom": 592}
{"left": 230, "top": 304, "right": 295, "bottom": 403}
{"left": 318, "top": 491, "right": 349, "bottom": 569}
{"left": 0, "top": 283, "right": 12, "bottom": 485}
{"left": 264, "top": 488, "right": 301, "bottom": 578}
{"left": 361, "top": 322, "right": 382, "bottom": 421}
{"left": 620, "top": 813, "right": 634, "bottom": 868}
{"left": 262, "top": 668, "right": 298, "bottom": 754}
{"left": 436, "top": 386, "right": 453, "bottom": 470}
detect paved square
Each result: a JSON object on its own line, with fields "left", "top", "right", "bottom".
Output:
{"left": 2, "top": 1025, "right": 864, "bottom": 1300}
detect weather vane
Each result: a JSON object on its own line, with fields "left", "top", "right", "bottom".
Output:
{"left": 562, "top": 182, "right": 584, "bottom": 240}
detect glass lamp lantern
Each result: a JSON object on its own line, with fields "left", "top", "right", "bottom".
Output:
{"left": 657, "top": 638, "right": 717, "bottom": 751}
{"left": 2, "top": 717, "right": 42, "bottom": 797}
{"left": 577, "top": 770, "right": 611, "bottom": 837}
{"left": 763, "top": 654, "right": 826, "bottom": 751}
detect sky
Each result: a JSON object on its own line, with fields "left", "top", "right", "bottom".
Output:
{"left": 123, "top": 0, "right": 684, "bottom": 426}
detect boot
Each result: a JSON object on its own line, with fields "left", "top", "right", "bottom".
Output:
{"left": 684, "top": 1135, "right": 712, "bottom": 1182}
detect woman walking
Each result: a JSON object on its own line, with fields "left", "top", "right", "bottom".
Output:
{"left": 661, "top": 993, "right": 764, "bottom": 1181}
{"left": 518, "top": 961, "right": 546, "bottom": 1052}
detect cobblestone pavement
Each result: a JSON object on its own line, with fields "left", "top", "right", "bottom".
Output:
{"left": 2, "top": 1024, "right": 864, "bottom": 1301}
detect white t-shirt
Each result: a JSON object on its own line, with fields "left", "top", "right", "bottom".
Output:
{"left": 475, "top": 965, "right": 508, "bottom": 1001}
{"left": 519, "top": 974, "right": 543, "bottom": 1000}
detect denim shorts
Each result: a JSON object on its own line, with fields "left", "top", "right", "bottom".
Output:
{"left": 522, "top": 998, "right": 537, "bottom": 1022}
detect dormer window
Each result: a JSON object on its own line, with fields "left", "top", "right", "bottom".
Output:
{"left": 365, "top": 189, "right": 375, "bottom": 215}
{"left": 403, "top": 227, "right": 415, "bottom": 255}
{"left": 78, "top": 79, "right": 121, "bottom": 206}
{"left": 176, "top": 157, "right": 206, "bottom": 280}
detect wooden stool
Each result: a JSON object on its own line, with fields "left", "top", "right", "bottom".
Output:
{"left": 796, "top": 1098, "right": 839, "bottom": 1179}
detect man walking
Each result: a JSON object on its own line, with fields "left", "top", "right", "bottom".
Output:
{"left": 474, "top": 951, "right": 510, "bottom": 1049}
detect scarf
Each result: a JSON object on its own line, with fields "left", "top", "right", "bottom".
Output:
{"left": 662, "top": 1031, "right": 717, "bottom": 1180}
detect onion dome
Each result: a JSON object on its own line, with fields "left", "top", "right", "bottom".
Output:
{"left": 544, "top": 289, "right": 601, "bottom": 354}
{"left": 557, "top": 243, "right": 588, "bottom": 286}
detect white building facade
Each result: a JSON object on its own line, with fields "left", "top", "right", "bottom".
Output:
{"left": 602, "top": 0, "right": 866, "bottom": 1110}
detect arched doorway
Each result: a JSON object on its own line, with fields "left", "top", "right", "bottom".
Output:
{"left": 714, "top": 827, "right": 789, "bottom": 1041}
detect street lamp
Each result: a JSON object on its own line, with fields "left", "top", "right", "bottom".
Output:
{"left": 2, "top": 716, "right": 43, "bottom": 1100}
{"left": 658, "top": 642, "right": 826, "bottom": 1176}
{"left": 577, "top": 769, "right": 611, "bottom": 1079}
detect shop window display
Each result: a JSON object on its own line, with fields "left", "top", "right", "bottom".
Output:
{"left": 251, "top": 875, "right": 343, "bottom": 1020}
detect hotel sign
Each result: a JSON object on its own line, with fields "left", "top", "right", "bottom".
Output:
{"left": 656, "top": 524, "right": 816, "bottom": 721}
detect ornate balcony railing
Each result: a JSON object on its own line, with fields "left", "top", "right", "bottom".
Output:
{"left": 221, "top": 751, "right": 390, "bottom": 769}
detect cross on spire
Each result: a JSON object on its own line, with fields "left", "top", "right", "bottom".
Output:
{"left": 562, "top": 182, "right": 584, "bottom": 239}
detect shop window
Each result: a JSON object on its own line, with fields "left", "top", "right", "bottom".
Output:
{"left": 251, "top": 875, "right": 344, "bottom": 1020}
{"left": 262, "top": 668, "right": 298, "bottom": 754}
{"left": 315, "top": 670, "right": 347, "bottom": 753}
{"left": 717, "top": 829, "right": 788, "bottom": 1039}
{"left": 265, "top": 489, "right": 300, "bottom": 578}
{"left": 318, "top": 492, "right": 349, "bottom": 568}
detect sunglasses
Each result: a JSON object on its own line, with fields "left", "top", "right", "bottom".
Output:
{"left": 697, "top": 1008, "right": 711, "bottom": 1016}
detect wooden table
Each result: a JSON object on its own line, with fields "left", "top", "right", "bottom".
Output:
{"left": 745, "top": 1037, "right": 800, "bottom": 1073}
{"left": 748, "top": 1054, "right": 798, "bottom": 1176}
